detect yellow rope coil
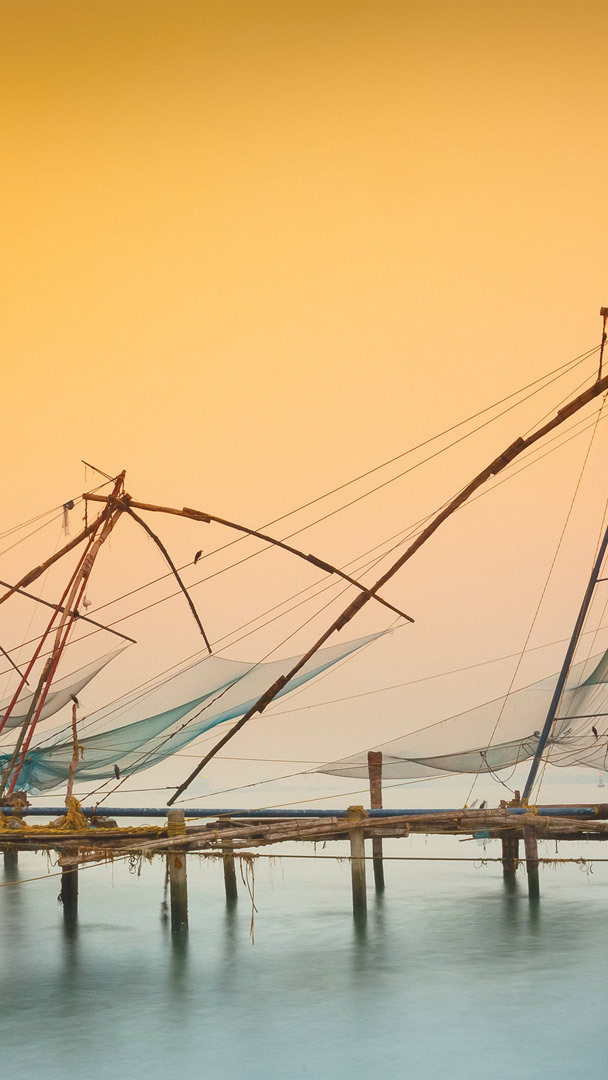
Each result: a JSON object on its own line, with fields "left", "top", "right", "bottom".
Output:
{"left": 0, "top": 798, "right": 165, "bottom": 836}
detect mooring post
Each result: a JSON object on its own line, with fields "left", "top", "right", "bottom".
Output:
{"left": 167, "top": 808, "right": 189, "bottom": 932}
{"left": 501, "top": 833, "right": 519, "bottom": 881}
{"left": 523, "top": 825, "right": 540, "bottom": 899}
{"left": 3, "top": 847, "right": 18, "bottom": 871}
{"left": 367, "top": 750, "right": 385, "bottom": 892}
{"left": 222, "top": 844, "right": 238, "bottom": 904}
{"left": 347, "top": 805, "right": 367, "bottom": 919}
{"left": 58, "top": 847, "right": 79, "bottom": 925}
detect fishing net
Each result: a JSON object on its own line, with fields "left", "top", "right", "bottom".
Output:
{"left": 0, "top": 648, "right": 126, "bottom": 729}
{"left": 318, "top": 647, "right": 608, "bottom": 780}
{"left": 2, "top": 631, "right": 383, "bottom": 792}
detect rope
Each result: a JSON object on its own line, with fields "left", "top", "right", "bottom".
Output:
{"left": 464, "top": 400, "right": 608, "bottom": 806}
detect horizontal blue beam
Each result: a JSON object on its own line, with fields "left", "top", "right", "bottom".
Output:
{"left": 1, "top": 805, "right": 605, "bottom": 819}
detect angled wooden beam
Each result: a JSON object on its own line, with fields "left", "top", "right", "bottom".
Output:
{"left": 83, "top": 494, "right": 414, "bottom": 624}
{"left": 167, "top": 370, "right": 608, "bottom": 804}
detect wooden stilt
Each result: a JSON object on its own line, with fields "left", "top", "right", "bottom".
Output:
{"left": 523, "top": 825, "right": 540, "bottom": 899}
{"left": 367, "top": 751, "right": 385, "bottom": 892}
{"left": 58, "top": 849, "right": 79, "bottom": 926}
{"left": 347, "top": 806, "right": 367, "bottom": 919}
{"left": 501, "top": 833, "right": 519, "bottom": 880}
{"left": 3, "top": 847, "right": 18, "bottom": 870}
{"left": 167, "top": 809, "right": 189, "bottom": 932}
{"left": 222, "top": 845, "right": 238, "bottom": 904}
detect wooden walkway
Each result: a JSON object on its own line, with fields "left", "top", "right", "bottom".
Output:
{"left": 3, "top": 802, "right": 608, "bottom": 927}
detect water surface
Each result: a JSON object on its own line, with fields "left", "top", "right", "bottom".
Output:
{"left": 1, "top": 840, "right": 606, "bottom": 1079}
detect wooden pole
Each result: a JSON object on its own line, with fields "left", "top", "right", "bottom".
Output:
{"left": 347, "top": 806, "right": 367, "bottom": 919}
{"left": 168, "top": 368, "right": 608, "bottom": 803}
{"left": 368, "top": 751, "right": 385, "bottom": 892}
{"left": 84, "top": 494, "right": 413, "bottom": 624}
{"left": 523, "top": 825, "right": 540, "bottom": 899}
{"left": 167, "top": 809, "right": 189, "bottom": 932}
{"left": 501, "top": 833, "right": 519, "bottom": 884}
{"left": 3, "top": 847, "right": 18, "bottom": 871}
{"left": 222, "top": 845, "right": 238, "bottom": 904}
{"left": 59, "top": 847, "right": 79, "bottom": 925}
{"left": 65, "top": 702, "right": 79, "bottom": 804}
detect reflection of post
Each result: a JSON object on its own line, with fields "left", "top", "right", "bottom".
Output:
{"left": 347, "top": 806, "right": 367, "bottom": 919}
{"left": 523, "top": 825, "right": 540, "bottom": 899}
{"left": 167, "top": 809, "right": 189, "bottom": 933}
{"left": 223, "top": 845, "right": 238, "bottom": 904}
{"left": 367, "top": 751, "right": 385, "bottom": 892}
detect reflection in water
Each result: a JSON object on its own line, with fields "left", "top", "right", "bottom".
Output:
{"left": 0, "top": 850, "right": 606, "bottom": 1080}
{"left": 61, "top": 908, "right": 79, "bottom": 969}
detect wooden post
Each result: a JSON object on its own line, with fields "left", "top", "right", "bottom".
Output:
{"left": 347, "top": 805, "right": 367, "bottom": 919}
{"left": 58, "top": 847, "right": 79, "bottom": 926}
{"left": 222, "top": 845, "right": 238, "bottom": 904}
{"left": 367, "top": 750, "right": 385, "bottom": 892}
{"left": 167, "top": 809, "right": 189, "bottom": 932}
{"left": 501, "top": 833, "right": 519, "bottom": 881}
{"left": 3, "top": 847, "right": 18, "bottom": 871}
{"left": 523, "top": 825, "right": 540, "bottom": 899}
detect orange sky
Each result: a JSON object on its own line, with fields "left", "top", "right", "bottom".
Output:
{"left": 2, "top": 1, "right": 608, "bottom": 801}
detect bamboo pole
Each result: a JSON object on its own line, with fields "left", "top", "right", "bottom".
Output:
{"left": 65, "top": 702, "right": 80, "bottom": 804}
{"left": 84, "top": 493, "right": 413, "bottom": 623}
{"left": 2, "top": 493, "right": 124, "bottom": 796}
{"left": 0, "top": 512, "right": 106, "bottom": 609}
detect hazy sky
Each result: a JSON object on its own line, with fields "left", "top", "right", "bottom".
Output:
{"left": 2, "top": 1, "right": 608, "bottom": 804}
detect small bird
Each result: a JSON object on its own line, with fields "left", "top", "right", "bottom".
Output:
{"left": 194, "top": 550, "right": 203, "bottom": 565}
{"left": 114, "top": 764, "right": 120, "bottom": 780}
{"left": 469, "top": 799, "right": 478, "bottom": 809}
{"left": 70, "top": 694, "right": 79, "bottom": 706}
{"left": 479, "top": 800, "right": 488, "bottom": 810}
{"left": 592, "top": 726, "right": 599, "bottom": 739}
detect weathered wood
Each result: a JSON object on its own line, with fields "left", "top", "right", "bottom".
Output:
{"left": 368, "top": 751, "right": 385, "bottom": 892}
{"left": 58, "top": 847, "right": 79, "bottom": 924}
{"left": 84, "top": 494, "right": 412, "bottom": 624}
{"left": 348, "top": 806, "right": 367, "bottom": 919}
{"left": 65, "top": 702, "right": 79, "bottom": 803}
{"left": 523, "top": 825, "right": 540, "bottom": 899}
{"left": 3, "top": 848, "right": 18, "bottom": 870}
{"left": 501, "top": 833, "right": 519, "bottom": 881}
{"left": 222, "top": 845, "right": 238, "bottom": 904}
{"left": 167, "top": 809, "right": 188, "bottom": 932}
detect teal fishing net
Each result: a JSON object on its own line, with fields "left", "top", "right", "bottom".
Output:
{"left": 1, "top": 632, "right": 383, "bottom": 792}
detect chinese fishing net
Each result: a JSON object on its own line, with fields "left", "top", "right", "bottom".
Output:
{"left": 318, "top": 647, "right": 608, "bottom": 780}
{"left": 1, "top": 631, "right": 383, "bottom": 793}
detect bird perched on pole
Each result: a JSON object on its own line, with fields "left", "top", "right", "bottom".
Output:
{"left": 114, "top": 764, "right": 120, "bottom": 780}
{"left": 193, "top": 550, "right": 203, "bottom": 565}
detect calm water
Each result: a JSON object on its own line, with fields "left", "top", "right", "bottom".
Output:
{"left": 1, "top": 839, "right": 606, "bottom": 1079}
